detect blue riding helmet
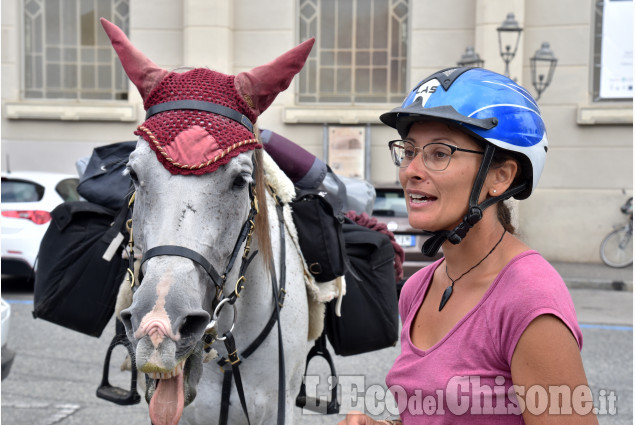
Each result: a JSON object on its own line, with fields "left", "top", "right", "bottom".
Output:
{"left": 380, "top": 67, "right": 548, "bottom": 255}
{"left": 380, "top": 67, "right": 548, "bottom": 200}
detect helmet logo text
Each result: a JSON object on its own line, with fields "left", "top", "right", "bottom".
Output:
{"left": 413, "top": 78, "right": 440, "bottom": 107}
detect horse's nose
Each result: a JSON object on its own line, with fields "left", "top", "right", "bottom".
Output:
{"left": 119, "top": 258, "right": 215, "bottom": 344}
{"left": 119, "top": 281, "right": 211, "bottom": 345}
{"left": 120, "top": 305, "right": 210, "bottom": 344}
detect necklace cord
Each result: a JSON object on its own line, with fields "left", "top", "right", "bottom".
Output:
{"left": 439, "top": 228, "right": 507, "bottom": 311}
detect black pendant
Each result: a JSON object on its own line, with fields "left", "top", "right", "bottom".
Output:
{"left": 439, "top": 285, "right": 453, "bottom": 311}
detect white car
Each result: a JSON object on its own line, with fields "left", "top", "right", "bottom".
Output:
{"left": 1, "top": 171, "right": 80, "bottom": 277}
{"left": 1, "top": 298, "right": 14, "bottom": 380}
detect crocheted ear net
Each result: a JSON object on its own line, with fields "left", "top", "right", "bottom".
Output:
{"left": 134, "top": 68, "right": 261, "bottom": 175}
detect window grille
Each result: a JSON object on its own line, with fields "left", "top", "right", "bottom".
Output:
{"left": 298, "top": 0, "right": 409, "bottom": 104}
{"left": 23, "top": 0, "right": 129, "bottom": 100}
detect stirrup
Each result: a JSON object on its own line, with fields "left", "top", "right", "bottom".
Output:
{"left": 295, "top": 333, "right": 340, "bottom": 414}
{"left": 96, "top": 320, "right": 141, "bottom": 405}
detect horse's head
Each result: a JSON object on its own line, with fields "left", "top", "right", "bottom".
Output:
{"left": 101, "top": 19, "right": 313, "bottom": 425}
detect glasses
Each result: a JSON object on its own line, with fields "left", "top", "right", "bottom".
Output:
{"left": 388, "top": 140, "right": 484, "bottom": 171}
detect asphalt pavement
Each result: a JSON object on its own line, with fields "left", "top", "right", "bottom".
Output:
{"left": 551, "top": 261, "right": 633, "bottom": 291}
{"left": 1, "top": 260, "right": 632, "bottom": 425}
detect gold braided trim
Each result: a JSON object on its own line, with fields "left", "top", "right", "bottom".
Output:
{"left": 137, "top": 125, "right": 259, "bottom": 170}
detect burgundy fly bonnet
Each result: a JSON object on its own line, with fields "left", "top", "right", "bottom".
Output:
{"left": 101, "top": 18, "right": 314, "bottom": 175}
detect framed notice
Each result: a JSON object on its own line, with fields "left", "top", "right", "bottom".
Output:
{"left": 327, "top": 126, "right": 366, "bottom": 179}
{"left": 599, "top": 0, "right": 633, "bottom": 99}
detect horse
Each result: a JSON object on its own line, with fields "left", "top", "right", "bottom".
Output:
{"left": 100, "top": 19, "right": 323, "bottom": 425}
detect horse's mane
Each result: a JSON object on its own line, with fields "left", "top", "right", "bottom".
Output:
{"left": 253, "top": 140, "right": 273, "bottom": 272}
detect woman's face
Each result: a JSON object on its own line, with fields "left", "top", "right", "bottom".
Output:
{"left": 398, "top": 121, "right": 485, "bottom": 232}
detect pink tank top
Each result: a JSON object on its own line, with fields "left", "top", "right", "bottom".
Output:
{"left": 385, "top": 251, "right": 582, "bottom": 424}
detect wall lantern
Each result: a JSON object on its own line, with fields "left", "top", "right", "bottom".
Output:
{"left": 496, "top": 12, "right": 523, "bottom": 78}
{"left": 456, "top": 13, "right": 558, "bottom": 100}
{"left": 530, "top": 42, "right": 558, "bottom": 100}
{"left": 457, "top": 46, "right": 484, "bottom": 68}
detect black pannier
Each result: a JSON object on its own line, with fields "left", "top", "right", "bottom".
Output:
{"left": 324, "top": 219, "right": 400, "bottom": 356}
{"left": 32, "top": 201, "right": 129, "bottom": 337}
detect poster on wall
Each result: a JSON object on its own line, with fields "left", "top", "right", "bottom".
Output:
{"left": 600, "top": 0, "right": 633, "bottom": 99}
{"left": 327, "top": 126, "right": 366, "bottom": 179}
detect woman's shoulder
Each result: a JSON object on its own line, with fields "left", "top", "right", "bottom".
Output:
{"left": 490, "top": 249, "right": 579, "bottom": 327}
{"left": 498, "top": 250, "right": 565, "bottom": 290}
{"left": 489, "top": 250, "right": 583, "bottom": 361}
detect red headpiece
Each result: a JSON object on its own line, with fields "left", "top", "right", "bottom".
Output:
{"left": 101, "top": 18, "right": 314, "bottom": 175}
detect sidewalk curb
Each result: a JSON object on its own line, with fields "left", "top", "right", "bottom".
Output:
{"left": 564, "top": 278, "right": 633, "bottom": 292}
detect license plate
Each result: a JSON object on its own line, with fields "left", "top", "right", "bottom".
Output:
{"left": 394, "top": 234, "right": 415, "bottom": 247}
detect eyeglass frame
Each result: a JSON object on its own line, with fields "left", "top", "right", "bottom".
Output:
{"left": 388, "top": 139, "right": 484, "bottom": 171}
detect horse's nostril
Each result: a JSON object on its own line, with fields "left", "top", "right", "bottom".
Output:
{"left": 178, "top": 314, "right": 209, "bottom": 338}
{"left": 120, "top": 309, "right": 133, "bottom": 335}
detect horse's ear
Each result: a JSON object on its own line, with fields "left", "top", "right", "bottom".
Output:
{"left": 235, "top": 38, "right": 315, "bottom": 117}
{"left": 100, "top": 18, "right": 168, "bottom": 101}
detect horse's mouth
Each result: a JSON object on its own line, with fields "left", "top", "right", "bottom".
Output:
{"left": 145, "top": 354, "right": 200, "bottom": 425}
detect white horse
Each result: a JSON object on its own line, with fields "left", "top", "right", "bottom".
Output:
{"left": 101, "top": 19, "right": 324, "bottom": 425}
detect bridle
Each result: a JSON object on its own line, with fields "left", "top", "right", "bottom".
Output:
{"left": 127, "top": 178, "right": 288, "bottom": 425}
{"left": 137, "top": 182, "right": 260, "bottom": 314}
{"left": 124, "top": 101, "right": 289, "bottom": 425}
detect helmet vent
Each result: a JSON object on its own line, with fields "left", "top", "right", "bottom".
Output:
{"left": 428, "top": 67, "right": 472, "bottom": 90}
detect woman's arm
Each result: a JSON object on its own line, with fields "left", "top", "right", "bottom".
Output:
{"left": 511, "top": 314, "right": 599, "bottom": 424}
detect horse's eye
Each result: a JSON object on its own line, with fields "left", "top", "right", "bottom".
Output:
{"left": 232, "top": 174, "right": 249, "bottom": 189}
{"left": 128, "top": 168, "right": 139, "bottom": 184}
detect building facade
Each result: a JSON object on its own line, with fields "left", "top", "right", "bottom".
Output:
{"left": 1, "top": 0, "right": 632, "bottom": 262}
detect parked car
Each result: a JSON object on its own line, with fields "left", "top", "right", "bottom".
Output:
{"left": 372, "top": 183, "right": 442, "bottom": 283}
{"left": 1, "top": 297, "right": 14, "bottom": 380}
{"left": 1, "top": 171, "right": 80, "bottom": 277}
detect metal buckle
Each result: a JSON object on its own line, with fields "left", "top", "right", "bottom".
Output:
{"left": 126, "top": 268, "right": 135, "bottom": 288}
{"left": 234, "top": 276, "right": 246, "bottom": 298}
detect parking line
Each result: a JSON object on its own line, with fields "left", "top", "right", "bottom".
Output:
{"left": 579, "top": 323, "right": 632, "bottom": 331}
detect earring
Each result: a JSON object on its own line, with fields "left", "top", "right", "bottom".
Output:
{"left": 492, "top": 189, "right": 497, "bottom": 194}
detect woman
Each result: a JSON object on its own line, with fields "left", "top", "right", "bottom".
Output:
{"left": 339, "top": 67, "right": 598, "bottom": 424}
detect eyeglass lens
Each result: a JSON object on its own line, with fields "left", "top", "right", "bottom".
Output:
{"left": 391, "top": 141, "right": 454, "bottom": 171}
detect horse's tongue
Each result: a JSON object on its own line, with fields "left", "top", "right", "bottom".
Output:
{"left": 149, "top": 373, "right": 185, "bottom": 425}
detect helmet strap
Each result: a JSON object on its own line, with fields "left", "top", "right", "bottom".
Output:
{"left": 421, "top": 144, "right": 528, "bottom": 257}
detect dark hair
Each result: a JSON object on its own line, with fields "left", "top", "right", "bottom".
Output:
{"left": 496, "top": 202, "right": 515, "bottom": 234}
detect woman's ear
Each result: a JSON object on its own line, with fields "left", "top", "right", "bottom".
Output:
{"left": 486, "top": 159, "right": 519, "bottom": 197}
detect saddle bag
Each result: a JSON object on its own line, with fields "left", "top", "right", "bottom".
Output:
{"left": 291, "top": 187, "right": 347, "bottom": 283}
{"left": 77, "top": 141, "right": 135, "bottom": 210}
{"left": 324, "top": 220, "right": 400, "bottom": 356}
{"left": 33, "top": 201, "right": 130, "bottom": 337}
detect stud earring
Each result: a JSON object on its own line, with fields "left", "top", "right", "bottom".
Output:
{"left": 492, "top": 189, "right": 497, "bottom": 194}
